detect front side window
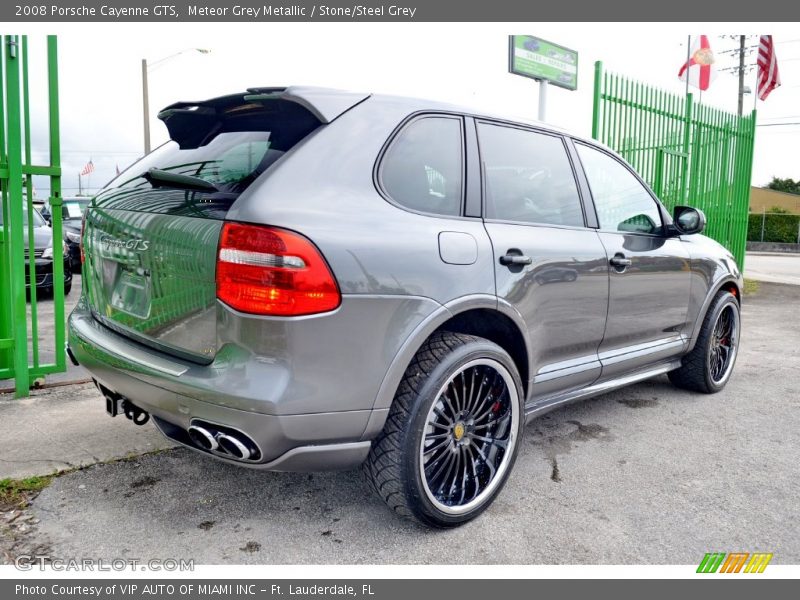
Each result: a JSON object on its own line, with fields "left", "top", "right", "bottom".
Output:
{"left": 576, "top": 143, "right": 662, "bottom": 234}
{"left": 381, "top": 116, "right": 463, "bottom": 216}
{"left": 477, "top": 123, "right": 584, "bottom": 227}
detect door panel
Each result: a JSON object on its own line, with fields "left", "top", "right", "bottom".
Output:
{"left": 573, "top": 141, "right": 692, "bottom": 379}
{"left": 596, "top": 231, "right": 691, "bottom": 377}
{"left": 475, "top": 123, "right": 610, "bottom": 402}
{"left": 486, "top": 224, "right": 609, "bottom": 400}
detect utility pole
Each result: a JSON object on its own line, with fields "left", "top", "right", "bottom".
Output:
{"left": 737, "top": 35, "right": 745, "bottom": 116}
{"left": 720, "top": 35, "right": 756, "bottom": 116}
{"left": 141, "top": 58, "right": 150, "bottom": 154}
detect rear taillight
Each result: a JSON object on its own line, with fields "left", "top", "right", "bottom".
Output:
{"left": 216, "top": 222, "right": 340, "bottom": 316}
{"left": 79, "top": 210, "right": 87, "bottom": 264}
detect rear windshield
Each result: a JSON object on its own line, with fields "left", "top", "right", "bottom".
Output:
{"left": 94, "top": 103, "right": 321, "bottom": 217}
{"left": 112, "top": 131, "right": 281, "bottom": 195}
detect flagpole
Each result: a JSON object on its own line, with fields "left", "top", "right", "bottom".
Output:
{"left": 685, "top": 35, "right": 691, "bottom": 98}
{"left": 78, "top": 173, "right": 82, "bottom": 196}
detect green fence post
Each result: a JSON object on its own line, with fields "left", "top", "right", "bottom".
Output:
{"left": 591, "top": 61, "right": 603, "bottom": 140}
{"left": 47, "top": 34, "right": 66, "bottom": 374}
{"left": 682, "top": 92, "right": 693, "bottom": 204}
{"left": 4, "top": 35, "right": 30, "bottom": 397}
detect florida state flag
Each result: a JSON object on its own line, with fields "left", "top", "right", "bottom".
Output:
{"left": 678, "top": 35, "right": 717, "bottom": 91}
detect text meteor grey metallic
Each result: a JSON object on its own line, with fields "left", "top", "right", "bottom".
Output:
{"left": 68, "top": 87, "right": 743, "bottom": 527}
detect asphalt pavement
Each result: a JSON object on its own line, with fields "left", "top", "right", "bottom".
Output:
{"left": 2, "top": 282, "right": 798, "bottom": 565}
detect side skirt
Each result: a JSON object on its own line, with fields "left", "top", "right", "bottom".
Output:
{"left": 523, "top": 358, "right": 682, "bottom": 423}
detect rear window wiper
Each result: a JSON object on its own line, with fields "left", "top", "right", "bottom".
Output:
{"left": 142, "top": 168, "right": 219, "bottom": 193}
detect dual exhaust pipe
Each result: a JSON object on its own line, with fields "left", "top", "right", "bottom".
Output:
{"left": 187, "top": 421, "right": 261, "bottom": 462}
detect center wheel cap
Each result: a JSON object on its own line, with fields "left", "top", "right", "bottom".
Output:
{"left": 453, "top": 422, "right": 466, "bottom": 441}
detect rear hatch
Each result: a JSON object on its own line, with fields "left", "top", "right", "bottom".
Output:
{"left": 82, "top": 87, "right": 366, "bottom": 363}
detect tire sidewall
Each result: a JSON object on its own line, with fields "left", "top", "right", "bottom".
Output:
{"left": 702, "top": 293, "right": 740, "bottom": 392}
{"left": 401, "top": 338, "right": 524, "bottom": 527}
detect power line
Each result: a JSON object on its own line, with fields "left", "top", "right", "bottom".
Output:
{"left": 757, "top": 122, "right": 800, "bottom": 127}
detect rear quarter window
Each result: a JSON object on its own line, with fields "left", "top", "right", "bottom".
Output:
{"left": 379, "top": 116, "right": 464, "bottom": 217}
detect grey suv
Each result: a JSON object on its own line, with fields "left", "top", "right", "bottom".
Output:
{"left": 68, "top": 87, "right": 742, "bottom": 527}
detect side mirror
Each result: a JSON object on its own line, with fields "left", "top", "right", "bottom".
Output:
{"left": 672, "top": 205, "right": 706, "bottom": 235}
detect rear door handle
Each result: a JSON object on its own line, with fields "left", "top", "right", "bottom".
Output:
{"left": 499, "top": 252, "right": 532, "bottom": 267}
{"left": 609, "top": 254, "right": 632, "bottom": 268}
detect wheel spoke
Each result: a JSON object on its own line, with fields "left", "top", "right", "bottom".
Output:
{"left": 433, "top": 406, "right": 453, "bottom": 425}
{"left": 423, "top": 437, "right": 451, "bottom": 456}
{"left": 472, "top": 443, "right": 497, "bottom": 479}
{"left": 440, "top": 394, "right": 458, "bottom": 419}
{"left": 426, "top": 447, "right": 455, "bottom": 485}
{"left": 472, "top": 411, "right": 512, "bottom": 431}
{"left": 471, "top": 433, "right": 509, "bottom": 450}
{"left": 450, "top": 379, "right": 462, "bottom": 414}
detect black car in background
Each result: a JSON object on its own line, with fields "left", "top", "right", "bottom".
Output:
{"left": 60, "top": 198, "right": 90, "bottom": 272}
{"left": 0, "top": 202, "right": 72, "bottom": 296}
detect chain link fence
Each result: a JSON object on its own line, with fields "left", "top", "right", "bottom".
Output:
{"left": 748, "top": 210, "right": 800, "bottom": 244}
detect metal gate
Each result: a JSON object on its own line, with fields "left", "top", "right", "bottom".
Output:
{"left": 591, "top": 61, "right": 756, "bottom": 269}
{"left": 0, "top": 35, "right": 64, "bottom": 397}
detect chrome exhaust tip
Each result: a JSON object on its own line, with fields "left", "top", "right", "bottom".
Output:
{"left": 216, "top": 433, "right": 251, "bottom": 460}
{"left": 188, "top": 425, "right": 219, "bottom": 451}
{"left": 186, "top": 420, "right": 261, "bottom": 462}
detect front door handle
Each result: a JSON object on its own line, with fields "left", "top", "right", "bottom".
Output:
{"left": 499, "top": 251, "right": 533, "bottom": 267}
{"left": 609, "top": 253, "right": 632, "bottom": 269}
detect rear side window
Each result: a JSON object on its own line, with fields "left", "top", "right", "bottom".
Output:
{"left": 477, "top": 123, "right": 584, "bottom": 227}
{"left": 380, "top": 116, "right": 463, "bottom": 216}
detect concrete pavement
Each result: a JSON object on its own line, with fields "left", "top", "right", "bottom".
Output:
{"left": 0, "top": 382, "right": 175, "bottom": 480}
{"left": 745, "top": 252, "right": 800, "bottom": 286}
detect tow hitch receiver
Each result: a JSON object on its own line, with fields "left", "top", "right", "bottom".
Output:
{"left": 106, "top": 395, "right": 125, "bottom": 417}
{"left": 97, "top": 381, "right": 150, "bottom": 425}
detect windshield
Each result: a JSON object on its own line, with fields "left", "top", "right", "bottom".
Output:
{"left": 0, "top": 203, "right": 46, "bottom": 227}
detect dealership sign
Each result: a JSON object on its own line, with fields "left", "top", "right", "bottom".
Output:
{"left": 508, "top": 35, "right": 578, "bottom": 90}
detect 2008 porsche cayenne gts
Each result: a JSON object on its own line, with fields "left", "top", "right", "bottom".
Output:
{"left": 68, "top": 87, "right": 742, "bottom": 527}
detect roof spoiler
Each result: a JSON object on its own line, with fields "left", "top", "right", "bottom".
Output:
{"left": 156, "top": 86, "right": 369, "bottom": 148}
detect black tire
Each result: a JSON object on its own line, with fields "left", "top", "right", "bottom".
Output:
{"left": 669, "top": 290, "right": 740, "bottom": 393}
{"left": 362, "top": 331, "right": 524, "bottom": 528}
{"left": 64, "top": 280, "right": 72, "bottom": 295}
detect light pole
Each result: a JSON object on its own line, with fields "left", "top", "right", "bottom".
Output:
{"left": 141, "top": 48, "right": 210, "bottom": 154}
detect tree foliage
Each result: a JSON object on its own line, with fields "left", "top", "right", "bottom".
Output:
{"left": 766, "top": 177, "right": 800, "bottom": 195}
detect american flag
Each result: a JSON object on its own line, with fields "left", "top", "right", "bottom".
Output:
{"left": 80, "top": 160, "right": 95, "bottom": 176}
{"left": 757, "top": 35, "right": 781, "bottom": 101}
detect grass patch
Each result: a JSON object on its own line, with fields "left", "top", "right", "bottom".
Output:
{"left": 0, "top": 475, "right": 53, "bottom": 510}
{"left": 743, "top": 279, "right": 760, "bottom": 296}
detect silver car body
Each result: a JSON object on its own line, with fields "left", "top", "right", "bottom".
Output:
{"left": 68, "top": 87, "right": 742, "bottom": 471}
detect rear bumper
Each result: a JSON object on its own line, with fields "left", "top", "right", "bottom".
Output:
{"left": 67, "top": 301, "right": 376, "bottom": 471}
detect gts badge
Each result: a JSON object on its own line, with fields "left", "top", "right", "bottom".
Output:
{"left": 100, "top": 236, "right": 150, "bottom": 252}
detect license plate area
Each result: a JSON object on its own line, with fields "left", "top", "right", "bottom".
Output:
{"left": 110, "top": 266, "right": 152, "bottom": 319}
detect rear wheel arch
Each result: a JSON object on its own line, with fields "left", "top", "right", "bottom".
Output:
{"left": 432, "top": 308, "right": 530, "bottom": 398}
{"left": 364, "top": 299, "right": 531, "bottom": 440}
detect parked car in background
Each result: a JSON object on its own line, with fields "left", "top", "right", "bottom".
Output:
{"left": 0, "top": 201, "right": 72, "bottom": 296}
{"left": 61, "top": 197, "right": 91, "bottom": 272}
{"left": 68, "top": 87, "right": 742, "bottom": 527}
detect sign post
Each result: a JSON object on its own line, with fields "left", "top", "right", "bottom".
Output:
{"left": 508, "top": 35, "right": 578, "bottom": 122}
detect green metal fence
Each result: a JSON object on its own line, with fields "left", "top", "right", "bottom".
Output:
{"left": 0, "top": 35, "right": 64, "bottom": 397}
{"left": 591, "top": 61, "right": 756, "bottom": 269}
